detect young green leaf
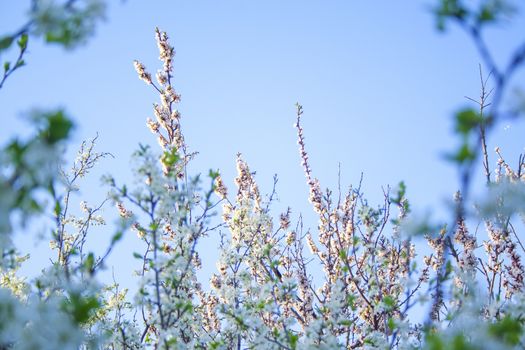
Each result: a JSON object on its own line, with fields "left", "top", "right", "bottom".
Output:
{"left": 17, "top": 33, "right": 28, "bottom": 50}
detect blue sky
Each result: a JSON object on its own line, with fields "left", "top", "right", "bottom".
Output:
{"left": 1, "top": 1, "right": 525, "bottom": 288}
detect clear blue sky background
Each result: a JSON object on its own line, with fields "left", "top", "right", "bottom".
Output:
{"left": 1, "top": 1, "right": 524, "bottom": 290}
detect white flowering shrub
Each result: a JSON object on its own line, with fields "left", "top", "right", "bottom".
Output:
{"left": 1, "top": 0, "right": 525, "bottom": 349}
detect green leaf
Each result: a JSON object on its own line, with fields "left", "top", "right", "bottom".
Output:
{"left": 288, "top": 332, "right": 298, "bottom": 349}
{"left": 28, "top": 198, "right": 42, "bottom": 213}
{"left": 387, "top": 318, "right": 396, "bottom": 332}
{"left": 208, "top": 169, "right": 220, "bottom": 179}
{"left": 449, "top": 143, "right": 476, "bottom": 164}
{"left": 63, "top": 293, "right": 100, "bottom": 325}
{"left": 255, "top": 300, "right": 266, "bottom": 310}
{"left": 209, "top": 341, "right": 224, "bottom": 349}
{"left": 383, "top": 295, "right": 395, "bottom": 308}
{"left": 38, "top": 110, "right": 74, "bottom": 144}
{"left": 133, "top": 252, "right": 143, "bottom": 259}
{"left": 398, "top": 181, "right": 406, "bottom": 198}
{"left": 338, "top": 319, "right": 353, "bottom": 327}
{"left": 17, "top": 33, "right": 28, "bottom": 50}
{"left": 478, "top": 7, "right": 495, "bottom": 22}
{"left": 15, "top": 59, "right": 25, "bottom": 68}
{"left": 347, "top": 294, "right": 356, "bottom": 310}
{"left": 0, "top": 36, "right": 14, "bottom": 51}
{"left": 47, "top": 111, "right": 74, "bottom": 143}
{"left": 111, "top": 231, "right": 123, "bottom": 244}
{"left": 391, "top": 181, "right": 409, "bottom": 211}
{"left": 161, "top": 147, "right": 180, "bottom": 169}
{"left": 54, "top": 200, "right": 62, "bottom": 217}
{"left": 3, "top": 61, "right": 10, "bottom": 72}
{"left": 166, "top": 338, "right": 178, "bottom": 346}
{"left": 433, "top": 0, "right": 468, "bottom": 31}
{"left": 455, "top": 108, "right": 482, "bottom": 135}
{"left": 441, "top": 260, "right": 453, "bottom": 281}
{"left": 6, "top": 139, "right": 25, "bottom": 164}
{"left": 272, "top": 327, "right": 279, "bottom": 338}
{"left": 85, "top": 252, "right": 95, "bottom": 274}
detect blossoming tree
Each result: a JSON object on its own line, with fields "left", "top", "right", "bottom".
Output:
{"left": 1, "top": 0, "right": 525, "bottom": 349}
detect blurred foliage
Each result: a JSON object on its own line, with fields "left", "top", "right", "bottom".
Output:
{"left": 0, "top": 0, "right": 106, "bottom": 89}
{"left": 433, "top": 0, "right": 516, "bottom": 30}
